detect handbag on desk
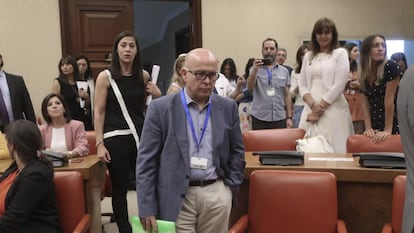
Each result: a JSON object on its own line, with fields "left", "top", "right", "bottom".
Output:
{"left": 41, "top": 150, "right": 68, "bottom": 167}
{"left": 296, "top": 124, "right": 334, "bottom": 153}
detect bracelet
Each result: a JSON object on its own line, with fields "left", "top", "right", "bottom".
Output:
{"left": 287, "top": 117, "right": 293, "bottom": 119}
{"left": 95, "top": 141, "right": 103, "bottom": 147}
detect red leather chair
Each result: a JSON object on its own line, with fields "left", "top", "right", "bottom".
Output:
{"left": 346, "top": 134, "right": 403, "bottom": 153}
{"left": 243, "top": 128, "right": 306, "bottom": 151}
{"left": 54, "top": 171, "right": 90, "bottom": 233}
{"left": 381, "top": 175, "right": 406, "bottom": 233}
{"left": 228, "top": 170, "right": 348, "bottom": 233}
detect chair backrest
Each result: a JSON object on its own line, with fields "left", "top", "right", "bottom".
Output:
{"left": 85, "top": 131, "right": 97, "bottom": 155}
{"left": 243, "top": 128, "right": 306, "bottom": 151}
{"left": 54, "top": 171, "right": 88, "bottom": 233}
{"left": 346, "top": 134, "right": 403, "bottom": 153}
{"left": 86, "top": 131, "right": 113, "bottom": 199}
{"left": 391, "top": 175, "right": 406, "bottom": 233}
{"left": 248, "top": 170, "right": 338, "bottom": 233}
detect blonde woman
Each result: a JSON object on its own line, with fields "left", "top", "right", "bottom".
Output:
{"left": 167, "top": 53, "right": 186, "bottom": 94}
{"left": 359, "top": 34, "right": 403, "bottom": 143}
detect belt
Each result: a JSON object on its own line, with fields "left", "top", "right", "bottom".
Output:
{"left": 189, "top": 179, "right": 217, "bottom": 187}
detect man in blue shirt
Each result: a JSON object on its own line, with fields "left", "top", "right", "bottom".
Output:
{"left": 247, "top": 38, "right": 293, "bottom": 129}
{"left": 136, "top": 48, "right": 245, "bottom": 233}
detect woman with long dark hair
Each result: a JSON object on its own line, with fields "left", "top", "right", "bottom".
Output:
{"left": 342, "top": 42, "right": 365, "bottom": 134}
{"left": 0, "top": 120, "right": 62, "bottom": 233}
{"left": 52, "top": 55, "right": 92, "bottom": 130}
{"left": 298, "top": 17, "right": 353, "bottom": 153}
{"left": 94, "top": 31, "right": 160, "bottom": 233}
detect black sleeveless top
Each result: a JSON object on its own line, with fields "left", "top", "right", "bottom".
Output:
{"left": 56, "top": 78, "right": 92, "bottom": 130}
{"left": 103, "top": 73, "right": 146, "bottom": 136}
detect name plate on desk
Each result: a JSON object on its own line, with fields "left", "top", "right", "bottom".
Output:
{"left": 256, "top": 151, "right": 304, "bottom": 166}
{"left": 353, "top": 152, "right": 406, "bottom": 169}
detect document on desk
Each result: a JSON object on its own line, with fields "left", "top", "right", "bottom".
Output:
{"left": 309, "top": 157, "right": 354, "bottom": 162}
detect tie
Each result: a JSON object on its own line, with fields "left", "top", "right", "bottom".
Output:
{"left": 0, "top": 87, "right": 9, "bottom": 126}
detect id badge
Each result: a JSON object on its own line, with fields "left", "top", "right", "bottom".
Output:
{"left": 190, "top": 157, "right": 208, "bottom": 170}
{"left": 266, "top": 87, "right": 275, "bottom": 96}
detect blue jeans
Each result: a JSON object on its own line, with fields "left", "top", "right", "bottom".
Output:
{"left": 293, "top": 105, "right": 304, "bottom": 128}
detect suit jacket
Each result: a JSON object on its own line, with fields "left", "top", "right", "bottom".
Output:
{"left": 299, "top": 48, "right": 349, "bottom": 104}
{"left": 39, "top": 120, "right": 89, "bottom": 156}
{"left": 136, "top": 92, "right": 245, "bottom": 221}
{"left": 4, "top": 72, "right": 36, "bottom": 122}
{"left": 397, "top": 65, "right": 414, "bottom": 233}
{"left": 0, "top": 161, "right": 63, "bottom": 233}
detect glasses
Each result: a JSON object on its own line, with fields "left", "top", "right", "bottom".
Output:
{"left": 184, "top": 68, "right": 219, "bottom": 81}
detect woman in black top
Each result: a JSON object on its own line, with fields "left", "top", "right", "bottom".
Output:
{"left": 51, "top": 55, "right": 92, "bottom": 130}
{"left": 94, "top": 31, "right": 161, "bottom": 233}
{"left": 0, "top": 120, "right": 62, "bottom": 233}
{"left": 359, "top": 34, "right": 403, "bottom": 143}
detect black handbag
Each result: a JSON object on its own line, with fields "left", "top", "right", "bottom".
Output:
{"left": 41, "top": 150, "right": 69, "bottom": 167}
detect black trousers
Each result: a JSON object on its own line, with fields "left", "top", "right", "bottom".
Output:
{"left": 251, "top": 115, "right": 286, "bottom": 130}
{"left": 105, "top": 134, "right": 137, "bottom": 233}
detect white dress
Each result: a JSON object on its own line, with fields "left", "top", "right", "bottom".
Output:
{"left": 299, "top": 53, "right": 353, "bottom": 153}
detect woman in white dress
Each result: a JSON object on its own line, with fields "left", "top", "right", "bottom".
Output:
{"left": 298, "top": 17, "right": 353, "bottom": 153}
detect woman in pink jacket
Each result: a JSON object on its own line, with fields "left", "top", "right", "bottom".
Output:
{"left": 38, "top": 93, "right": 89, "bottom": 159}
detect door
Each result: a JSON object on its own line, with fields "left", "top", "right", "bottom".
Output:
{"left": 59, "top": 0, "right": 134, "bottom": 77}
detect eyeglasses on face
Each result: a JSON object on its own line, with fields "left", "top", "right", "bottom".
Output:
{"left": 184, "top": 68, "right": 219, "bottom": 81}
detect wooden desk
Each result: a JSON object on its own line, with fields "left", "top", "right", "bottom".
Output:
{"left": 232, "top": 152, "right": 406, "bottom": 233}
{"left": 0, "top": 155, "right": 105, "bottom": 233}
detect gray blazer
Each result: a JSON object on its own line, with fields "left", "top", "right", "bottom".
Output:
{"left": 136, "top": 92, "right": 245, "bottom": 221}
{"left": 397, "top": 65, "right": 414, "bottom": 233}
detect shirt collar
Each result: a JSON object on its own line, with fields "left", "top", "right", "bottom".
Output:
{"left": 183, "top": 88, "right": 211, "bottom": 109}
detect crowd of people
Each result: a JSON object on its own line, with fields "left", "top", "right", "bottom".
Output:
{"left": 0, "top": 15, "right": 410, "bottom": 232}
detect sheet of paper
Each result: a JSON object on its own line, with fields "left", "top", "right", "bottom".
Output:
{"left": 76, "top": 81, "right": 89, "bottom": 108}
{"left": 308, "top": 157, "right": 354, "bottom": 162}
{"left": 146, "top": 65, "right": 160, "bottom": 106}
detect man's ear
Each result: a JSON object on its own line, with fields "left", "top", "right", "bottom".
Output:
{"left": 181, "top": 68, "right": 188, "bottom": 83}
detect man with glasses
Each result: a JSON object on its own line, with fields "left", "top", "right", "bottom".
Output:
{"left": 136, "top": 48, "right": 245, "bottom": 233}
{"left": 247, "top": 38, "right": 293, "bottom": 129}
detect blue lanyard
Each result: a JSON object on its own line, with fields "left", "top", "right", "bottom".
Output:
{"left": 180, "top": 89, "right": 211, "bottom": 152}
{"left": 265, "top": 67, "right": 273, "bottom": 86}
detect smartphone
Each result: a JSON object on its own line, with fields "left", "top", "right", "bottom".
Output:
{"left": 70, "top": 158, "right": 84, "bottom": 163}
{"left": 262, "top": 58, "right": 272, "bottom": 65}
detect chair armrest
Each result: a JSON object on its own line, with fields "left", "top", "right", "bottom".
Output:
{"left": 73, "top": 214, "right": 91, "bottom": 233}
{"left": 337, "top": 219, "right": 348, "bottom": 233}
{"left": 228, "top": 214, "right": 249, "bottom": 233}
{"left": 381, "top": 223, "right": 393, "bottom": 233}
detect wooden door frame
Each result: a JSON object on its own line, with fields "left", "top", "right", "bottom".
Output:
{"left": 59, "top": 0, "right": 202, "bottom": 55}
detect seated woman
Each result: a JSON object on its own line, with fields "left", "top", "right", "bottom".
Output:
{"left": 39, "top": 93, "right": 89, "bottom": 158}
{"left": 0, "top": 120, "right": 63, "bottom": 233}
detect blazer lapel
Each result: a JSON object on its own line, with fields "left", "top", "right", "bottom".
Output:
{"left": 173, "top": 94, "right": 190, "bottom": 168}
{"left": 211, "top": 95, "right": 224, "bottom": 162}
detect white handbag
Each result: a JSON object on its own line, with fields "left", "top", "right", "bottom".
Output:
{"left": 296, "top": 125, "right": 334, "bottom": 153}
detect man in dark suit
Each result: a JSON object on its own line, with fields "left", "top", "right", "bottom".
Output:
{"left": 397, "top": 64, "right": 414, "bottom": 233}
{"left": 136, "top": 48, "right": 245, "bottom": 233}
{"left": 0, "top": 54, "right": 36, "bottom": 131}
